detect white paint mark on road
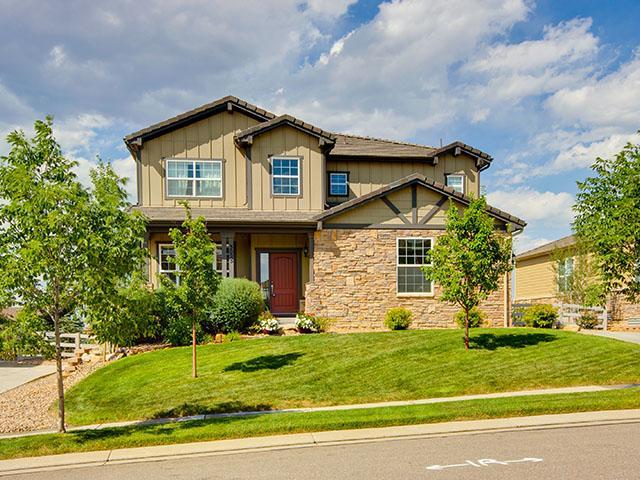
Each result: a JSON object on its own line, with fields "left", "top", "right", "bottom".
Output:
{"left": 426, "top": 457, "right": 543, "bottom": 471}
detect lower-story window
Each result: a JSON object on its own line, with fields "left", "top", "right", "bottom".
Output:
{"left": 397, "top": 237, "right": 433, "bottom": 295}
{"left": 159, "top": 244, "right": 179, "bottom": 285}
{"left": 159, "top": 243, "right": 224, "bottom": 285}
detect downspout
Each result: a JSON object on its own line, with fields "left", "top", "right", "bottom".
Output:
{"left": 506, "top": 228, "right": 524, "bottom": 327}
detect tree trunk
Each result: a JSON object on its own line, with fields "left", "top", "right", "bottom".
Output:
{"left": 192, "top": 317, "right": 197, "bottom": 378}
{"left": 53, "top": 312, "right": 66, "bottom": 433}
{"left": 464, "top": 307, "right": 470, "bottom": 351}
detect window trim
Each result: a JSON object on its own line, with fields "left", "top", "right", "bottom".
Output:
{"left": 328, "top": 171, "right": 350, "bottom": 197}
{"left": 164, "top": 158, "right": 224, "bottom": 199}
{"left": 445, "top": 174, "right": 465, "bottom": 194}
{"left": 270, "top": 156, "right": 302, "bottom": 197}
{"left": 158, "top": 243, "right": 180, "bottom": 285}
{"left": 396, "top": 237, "right": 434, "bottom": 297}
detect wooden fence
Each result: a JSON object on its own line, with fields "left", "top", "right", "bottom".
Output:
{"left": 554, "top": 303, "right": 608, "bottom": 330}
{"left": 43, "top": 332, "right": 101, "bottom": 358}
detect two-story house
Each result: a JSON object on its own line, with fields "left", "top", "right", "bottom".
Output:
{"left": 124, "top": 95, "right": 526, "bottom": 329}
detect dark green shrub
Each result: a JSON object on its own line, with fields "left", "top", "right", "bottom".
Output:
{"left": 384, "top": 307, "right": 412, "bottom": 330}
{"left": 577, "top": 312, "right": 599, "bottom": 329}
{"left": 153, "top": 284, "right": 204, "bottom": 346}
{"left": 455, "top": 308, "right": 486, "bottom": 328}
{"left": 522, "top": 304, "right": 558, "bottom": 328}
{"left": 210, "top": 278, "right": 264, "bottom": 333}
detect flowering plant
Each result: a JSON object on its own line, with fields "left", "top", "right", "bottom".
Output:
{"left": 295, "top": 312, "right": 318, "bottom": 333}
{"left": 258, "top": 311, "right": 281, "bottom": 335}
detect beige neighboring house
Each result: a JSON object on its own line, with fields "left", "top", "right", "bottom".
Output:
{"left": 124, "top": 95, "right": 526, "bottom": 330}
{"left": 515, "top": 235, "right": 640, "bottom": 330}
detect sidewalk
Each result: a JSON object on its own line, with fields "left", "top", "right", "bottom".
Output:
{"left": 1, "top": 409, "right": 639, "bottom": 476}
{"left": 2, "top": 383, "right": 638, "bottom": 440}
{"left": 580, "top": 330, "right": 640, "bottom": 345}
{"left": 0, "top": 361, "right": 55, "bottom": 394}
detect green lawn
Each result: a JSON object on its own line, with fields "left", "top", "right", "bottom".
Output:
{"left": 65, "top": 328, "right": 640, "bottom": 425}
{"left": 3, "top": 388, "right": 640, "bottom": 460}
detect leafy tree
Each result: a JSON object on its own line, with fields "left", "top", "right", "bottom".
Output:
{"left": 0, "top": 118, "right": 146, "bottom": 432}
{"left": 551, "top": 241, "right": 605, "bottom": 307}
{"left": 163, "top": 205, "right": 220, "bottom": 377}
{"left": 422, "top": 197, "right": 512, "bottom": 349}
{"left": 574, "top": 139, "right": 640, "bottom": 301}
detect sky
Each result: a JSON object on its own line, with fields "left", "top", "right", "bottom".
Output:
{"left": 1, "top": 0, "right": 639, "bottom": 253}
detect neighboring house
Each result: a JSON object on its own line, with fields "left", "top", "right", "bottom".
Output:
{"left": 124, "top": 95, "right": 525, "bottom": 329}
{"left": 515, "top": 235, "right": 640, "bottom": 330}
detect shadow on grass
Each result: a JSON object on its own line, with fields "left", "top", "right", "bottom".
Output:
{"left": 152, "top": 400, "right": 273, "bottom": 419}
{"left": 223, "top": 352, "right": 304, "bottom": 373}
{"left": 470, "top": 332, "right": 556, "bottom": 351}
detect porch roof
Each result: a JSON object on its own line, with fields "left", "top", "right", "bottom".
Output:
{"left": 134, "top": 206, "right": 317, "bottom": 226}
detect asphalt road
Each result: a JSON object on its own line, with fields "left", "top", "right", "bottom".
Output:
{"left": 7, "top": 422, "right": 639, "bottom": 479}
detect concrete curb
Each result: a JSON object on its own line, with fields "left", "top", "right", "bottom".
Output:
{"left": 2, "top": 383, "right": 638, "bottom": 440}
{"left": 1, "top": 409, "right": 639, "bottom": 476}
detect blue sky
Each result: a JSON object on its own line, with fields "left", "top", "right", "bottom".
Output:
{"left": 1, "top": 0, "right": 639, "bottom": 252}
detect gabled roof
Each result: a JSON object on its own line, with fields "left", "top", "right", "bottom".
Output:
{"left": 314, "top": 172, "right": 526, "bottom": 229}
{"left": 517, "top": 234, "right": 576, "bottom": 260}
{"left": 124, "top": 95, "right": 275, "bottom": 146}
{"left": 235, "top": 114, "right": 337, "bottom": 146}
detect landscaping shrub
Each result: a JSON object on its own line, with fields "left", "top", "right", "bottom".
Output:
{"left": 153, "top": 285, "right": 205, "bottom": 346}
{"left": 522, "top": 304, "right": 558, "bottom": 328}
{"left": 295, "top": 313, "right": 333, "bottom": 333}
{"left": 455, "top": 308, "right": 485, "bottom": 329}
{"left": 577, "top": 312, "right": 599, "bottom": 330}
{"left": 0, "top": 310, "right": 53, "bottom": 360}
{"left": 210, "top": 278, "right": 264, "bottom": 333}
{"left": 384, "top": 307, "right": 413, "bottom": 330}
{"left": 222, "top": 331, "right": 242, "bottom": 343}
{"left": 258, "top": 311, "right": 281, "bottom": 335}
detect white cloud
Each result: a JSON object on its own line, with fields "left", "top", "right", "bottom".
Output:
{"left": 487, "top": 187, "right": 574, "bottom": 225}
{"left": 54, "top": 113, "right": 113, "bottom": 153}
{"left": 513, "top": 233, "right": 552, "bottom": 254}
{"left": 547, "top": 133, "right": 636, "bottom": 173}
{"left": 306, "top": 0, "right": 357, "bottom": 17}
{"left": 547, "top": 52, "right": 640, "bottom": 129}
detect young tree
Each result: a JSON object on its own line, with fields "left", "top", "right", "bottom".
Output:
{"left": 551, "top": 241, "right": 605, "bottom": 307}
{"left": 164, "top": 205, "right": 220, "bottom": 378}
{"left": 422, "top": 197, "right": 512, "bottom": 350}
{"left": 0, "top": 118, "right": 147, "bottom": 432}
{"left": 574, "top": 139, "right": 640, "bottom": 301}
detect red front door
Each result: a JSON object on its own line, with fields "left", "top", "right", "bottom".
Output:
{"left": 269, "top": 252, "right": 298, "bottom": 315}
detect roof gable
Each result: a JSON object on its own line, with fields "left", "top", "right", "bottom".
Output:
{"left": 235, "top": 114, "right": 336, "bottom": 147}
{"left": 315, "top": 173, "right": 525, "bottom": 230}
{"left": 124, "top": 95, "right": 275, "bottom": 147}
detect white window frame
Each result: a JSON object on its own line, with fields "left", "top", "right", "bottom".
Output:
{"left": 557, "top": 257, "right": 574, "bottom": 293}
{"left": 158, "top": 243, "right": 180, "bottom": 285}
{"left": 165, "top": 159, "right": 223, "bottom": 199}
{"left": 445, "top": 174, "right": 465, "bottom": 194}
{"left": 328, "top": 172, "right": 349, "bottom": 197}
{"left": 396, "top": 237, "right": 434, "bottom": 297}
{"left": 271, "top": 156, "right": 301, "bottom": 196}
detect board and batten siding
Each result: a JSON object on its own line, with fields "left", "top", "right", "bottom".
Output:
{"left": 140, "top": 110, "right": 260, "bottom": 208}
{"left": 250, "top": 125, "right": 324, "bottom": 212}
{"left": 326, "top": 153, "right": 479, "bottom": 203}
{"left": 514, "top": 255, "right": 558, "bottom": 301}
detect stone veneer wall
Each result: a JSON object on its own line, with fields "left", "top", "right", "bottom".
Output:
{"left": 305, "top": 229, "right": 507, "bottom": 330}
{"left": 608, "top": 293, "right": 640, "bottom": 330}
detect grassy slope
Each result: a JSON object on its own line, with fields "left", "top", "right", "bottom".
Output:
{"left": 65, "top": 328, "right": 640, "bottom": 425}
{"left": 3, "top": 388, "right": 640, "bottom": 460}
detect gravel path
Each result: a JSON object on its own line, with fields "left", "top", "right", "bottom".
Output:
{"left": 0, "top": 360, "right": 104, "bottom": 434}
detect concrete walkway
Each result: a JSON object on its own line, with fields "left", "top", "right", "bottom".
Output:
{"left": 579, "top": 330, "right": 640, "bottom": 344}
{"left": 1, "top": 409, "right": 639, "bottom": 476}
{"left": 1, "top": 383, "right": 638, "bottom": 440}
{"left": 0, "top": 361, "right": 56, "bottom": 394}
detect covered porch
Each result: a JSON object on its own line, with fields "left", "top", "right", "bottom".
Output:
{"left": 145, "top": 220, "right": 316, "bottom": 316}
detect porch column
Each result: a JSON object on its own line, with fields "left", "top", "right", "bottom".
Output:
{"left": 307, "top": 232, "right": 315, "bottom": 283}
{"left": 220, "top": 231, "right": 235, "bottom": 278}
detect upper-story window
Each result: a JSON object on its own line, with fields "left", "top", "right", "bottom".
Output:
{"left": 445, "top": 174, "right": 465, "bottom": 194}
{"left": 166, "top": 159, "right": 222, "bottom": 198}
{"left": 272, "top": 157, "right": 300, "bottom": 196}
{"left": 397, "top": 237, "right": 433, "bottom": 295}
{"left": 329, "top": 172, "right": 349, "bottom": 196}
